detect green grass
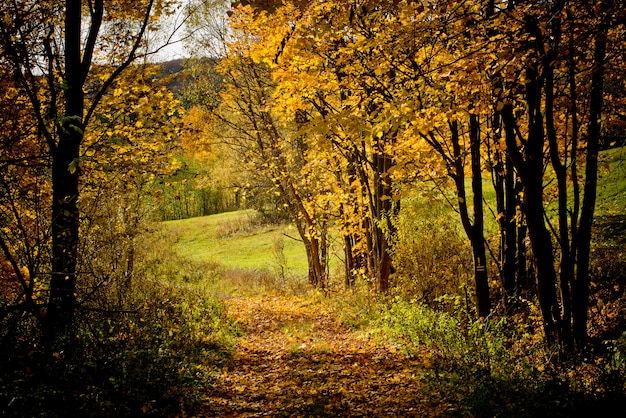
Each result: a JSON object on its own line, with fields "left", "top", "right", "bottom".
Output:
{"left": 469, "top": 146, "right": 626, "bottom": 228}
{"left": 163, "top": 210, "right": 309, "bottom": 277}
{"left": 597, "top": 146, "right": 626, "bottom": 215}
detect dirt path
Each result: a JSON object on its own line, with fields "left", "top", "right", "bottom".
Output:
{"left": 196, "top": 294, "right": 443, "bottom": 417}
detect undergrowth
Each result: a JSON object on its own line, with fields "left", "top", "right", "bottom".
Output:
{"left": 330, "top": 289, "right": 626, "bottom": 417}
{"left": 0, "top": 227, "right": 239, "bottom": 418}
{"left": 325, "top": 204, "right": 626, "bottom": 417}
{"left": 4, "top": 205, "right": 620, "bottom": 417}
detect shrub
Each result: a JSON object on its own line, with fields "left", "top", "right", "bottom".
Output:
{"left": 379, "top": 296, "right": 626, "bottom": 417}
{"left": 1, "top": 282, "right": 238, "bottom": 417}
{"left": 391, "top": 198, "right": 473, "bottom": 304}
{"left": 74, "top": 283, "right": 237, "bottom": 417}
{"left": 0, "top": 225, "right": 239, "bottom": 417}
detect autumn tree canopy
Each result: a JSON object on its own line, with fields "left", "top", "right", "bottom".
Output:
{"left": 185, "top": 0, "right": 626, "bottom": 350}
{"left": 0, "top": 0, "right": 183, "bottom": 350}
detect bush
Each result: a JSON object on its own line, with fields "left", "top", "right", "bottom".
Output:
{"left": 391, "top": 198, "right": 473, "bottom": 304}
{"left": 0, "top": 225, "right": 239, "bottom": 417}
{"left": 74, "top": 284, "right": 237, "bottom": 417}
{"left": 1, "top": 284, "right": 237, "bottom": 417}
{"left": 379, "top": 296, "right": 626, "bottom": 417}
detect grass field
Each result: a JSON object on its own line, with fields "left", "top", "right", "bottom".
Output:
{"left": 597, "top": 146, "right": 626, "bottom": 215}
{"left": 163, "top": 209, "right": 310, "bottom": 277}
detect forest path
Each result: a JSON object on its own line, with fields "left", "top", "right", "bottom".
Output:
{"left": 196, "top": 293, "right": 442, "bottom": 417}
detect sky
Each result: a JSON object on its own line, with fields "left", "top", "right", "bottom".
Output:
{"left": 149, "top": 1, "right": 192, "bottom": 62}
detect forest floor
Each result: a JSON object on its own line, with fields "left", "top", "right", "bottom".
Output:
{"left": 193, "top": 293, "right": 444, "bottom": 417}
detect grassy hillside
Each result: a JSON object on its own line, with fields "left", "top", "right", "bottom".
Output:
{"left": 597, "top": 146, "right": 626, "bottom": 215}
{"left": 163, "top": 210, "right": 310, "bottom": 277}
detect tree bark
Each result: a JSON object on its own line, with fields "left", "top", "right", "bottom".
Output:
{"left": 469, "top": 114, "right": 490, "bottom": 318}
{"left": 572, "top": 11, "right": 609, "bottom": 348}
{"left": 501, "top": 120, "right": 519, "bottom": 305}
{"left": 502, "top": 92, "right": 561, "bottom": 346}
{"left": 446, "top": 119, "right": 490, "bottom": 318}
{"left": 544, "top": 14, "right": 573, "bottom": 347}
{"left": 44, "top": 0, "right": 84, "bottom": 348}
{"left": 372, "top": 137, "right": 395, "bottom": 293}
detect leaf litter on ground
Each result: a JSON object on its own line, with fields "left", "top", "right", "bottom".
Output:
{"left": 188, "top": 293, "right": 447, "bottom": 417}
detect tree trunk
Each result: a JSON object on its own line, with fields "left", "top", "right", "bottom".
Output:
{"left": 544, "top": 14, "right": 574, "bottom": 347}
{"left": 304, "top": 236, "right": 326, "bottom": 288}
{"left": 343, "top": 233, "right": 355, "bottom": 289}
{"left": 503, "top": 128, "right": 518, "bottom": 305}
{"left": 340, "top": 161, "right": 359, "bottom": 289}
{"left": 572, "top": 15, "right": 608, "bottom": 348}
{"left": 372, "top": 138, "right": 394, "bottom": 293}
{"left": 502, "top": 91, "right": 561, "bottom": 346}
{"left": 526, "top": 64, "right": 561, "bottom": 345}
{"left": 524, "top": 174, "right": 561, "bottom": 346}
{"left": 279, "top": 179, "right": 328, "bottom": 288}
{"left": 44, "top": 0, "right": 84, "bottom": 348}
{"left": 469, "top": 114, "right": 490, "bottom": 318}
{"left": 515, "top": 179, "right": 531, "bottom": 294}
{"left": 448, "top": 119, "right": 490, "bottom": 318}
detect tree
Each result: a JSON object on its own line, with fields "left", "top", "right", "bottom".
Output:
{"left": 0, "top": 0, "right": 180, "bottom": 349}
{"left": 0, "top": 62, "right": 50, "bottom": 340}
{"left": 491, "top": 0, "right": 623, "bottom": 349}
{"left": 79, "top": 63, "right": 184, "bottom": 307}
{"left": 192, "top": 4, "right": 332, "bottom": 287}
{"left": 251, "top": 0, "right": 405, "bottom": 292}
{"left": 402, "top": 0, "right": 623, "bottom": 348}
{"left": 400, "top": 0, "right": 496, "bottom": 317}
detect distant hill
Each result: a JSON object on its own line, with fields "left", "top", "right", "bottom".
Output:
{"left": 159, "top": 58, "right": 185, "bottom": 76}
{"left": 157, "top": 58, "right": 189, "bottom": 93}
{"left": 156, "top": 57, "right": 221, "bottom": 109}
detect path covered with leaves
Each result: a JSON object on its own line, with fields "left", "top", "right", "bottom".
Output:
{"left": 195, "top": 294, "right": 444, "bottom": 417}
